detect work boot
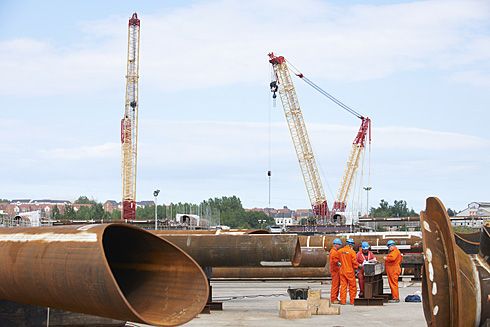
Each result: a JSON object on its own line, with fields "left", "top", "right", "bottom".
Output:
{"left": 332, "top": 300, "right": 340, "bottom": 304}
{"left": 388, "top": 299, "right": 400, "bottom": 303}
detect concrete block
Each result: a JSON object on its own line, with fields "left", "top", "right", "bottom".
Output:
{"left": 279, "top": 300, "right": 308, "bottom": 311}
{"left": 279, "top": 300, "right": 311, "bottom": 319}
{"left": 279, "top": 309, "right": 311, "bottom": 320}
{"left": 308, "top": 298, "right": 338, "bottom": 315}
{"left": 317, "top": 301, "right": 340, "bottom": 315}
{"left": 308, "top": 289, "right": 321, "bottom": 300}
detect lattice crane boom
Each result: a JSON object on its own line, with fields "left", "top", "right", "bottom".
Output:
{"left": 121, "top": 13, "right": 140, "bottom": 220}
{"left": 332, "top": 117, "right": 371, "bottom": 212}
{"left": 268, "top": 53, "right": 329, "bottom": 219}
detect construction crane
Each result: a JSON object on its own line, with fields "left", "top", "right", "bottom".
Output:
{"left": 121, "top": 13, "right": 140, "bottom": 221}
{"left": 269, "top": 52, "right": 371, "bottom": 224}
{"left": 268, "top": 53, "right": 329, "bottom": 222}
{"left": 332, "top": 117, "right": 371, "bottom": 215}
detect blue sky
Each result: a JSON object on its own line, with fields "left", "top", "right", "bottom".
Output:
{"left": 1, "top": 0, "right": 489, "bottom": 213}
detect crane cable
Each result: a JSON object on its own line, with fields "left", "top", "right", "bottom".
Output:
{"left": 286, "top": 60, "right": 364, "bottom": 119}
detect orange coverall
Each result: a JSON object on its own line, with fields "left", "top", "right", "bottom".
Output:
{"left": 338, "top": 245, "right": 359, "bottom": 304}
{"left": 356, "top": 250, "right": 376, "bottom": 296}
{"left": 329, "top": 247, "right": 340, "bottom": 302}
{"left": 385, "top": 246, "right": 402, "bottom": 300}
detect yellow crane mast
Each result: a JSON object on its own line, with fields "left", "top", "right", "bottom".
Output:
{"left": 332, "top": 117, "right": 371, "bottom": 214}
{"left": 268, "top": 53, "right": 329, "bottom": 222}
{"left": 121, "top": 13, "right": 140, "bottom": 220}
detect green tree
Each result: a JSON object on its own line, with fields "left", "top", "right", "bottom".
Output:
{"left": 63, "top": 205, "right": 76, "bottom": 221}
{"left": 110, "top": 209, "right": 121, "bottom": 221}
{"left": 51, "top": 205, "right": 61, "bottom": 220}
{"left": 370, "top": 199, "right": 418, "bottom": 218}
{"left": 74, "top": 196, "right": 97, "bottom": 205}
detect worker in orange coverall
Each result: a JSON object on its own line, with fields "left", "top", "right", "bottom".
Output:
{"left": 384, "top": 240, "right": 403, "bottom": 303}
{"left": 356, "top": 241, "right": 377, "bottom": 298}
{"left": 339, "top": 238, "right": 359, "bottom": 305}
{"left": 329, "top": 238, "right": 343, "bottom": 304}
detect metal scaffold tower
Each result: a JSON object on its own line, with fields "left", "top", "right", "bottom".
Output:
{"left": 121, "top": 13, "right": 140, "bottom": 220}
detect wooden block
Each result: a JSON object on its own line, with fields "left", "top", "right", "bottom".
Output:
{"left": 308, "top": 289, "right": 321, "bottom": 300}
{"left": 279, "top": 300, "right": 308, "bottom": 311}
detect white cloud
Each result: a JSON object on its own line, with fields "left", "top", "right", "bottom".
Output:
{"left": 41, "top": 142, "right": 119, "bottom": 160}
{"left": 1, "top": 0, "right": 490, "bottom": 95}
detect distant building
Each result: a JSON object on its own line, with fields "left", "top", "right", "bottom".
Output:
{"left": 452, "top": 202, "right": 490, "bottom": 228}
{"left": 3, "top": 199, "right": 92, "bottom": 218}
{"left": 103, "top": 200, "right": 120, "bottom": 213}
{"left": 103, "top": 200, "right": 155, "bottom": 213}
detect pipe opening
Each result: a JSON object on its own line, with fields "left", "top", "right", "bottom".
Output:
{"left": 291, "top": 239, "right": 302, "bottom": 267}
{"left": 102, "top": 225, "right": 208, "bottom": 326}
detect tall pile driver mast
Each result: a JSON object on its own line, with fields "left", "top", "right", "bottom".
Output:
{"left": 121, "top": 13, "right": 140, "bottom": 220}
{"left": 268, "top": 53, "right": 329, "bottom": 221}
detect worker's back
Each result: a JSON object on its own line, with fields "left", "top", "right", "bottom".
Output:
{"left": 385, "top": 247, "right": 402, "bottom": 272}
{"left": 338, "top": 245, "right": 358, "bottom": 274}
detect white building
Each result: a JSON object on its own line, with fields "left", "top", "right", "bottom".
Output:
{"left": 451, "top": 202, "right": 490, "bottom": 228}
{"left": 274, "top": 217, "right": 294, "bottom": 226}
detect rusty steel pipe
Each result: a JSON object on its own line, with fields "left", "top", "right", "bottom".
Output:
{"left": 0, "top": 224, "right": 209, "bottom": 326}
{"left": 211, "top": 266, "right": 330, "bottom": 279}
{"left": 299, "top": 233, "right": 423, "bottom": 252}
{"left": 154, "top": 229, "right": 269, "bottom": 235}
{"left": 154, "top": 233, "right": 301, "bottom": 267}
{"left": 420, "top": 197, "right": 490, "bottom": 327}
{"left": 298, "top": 247, "right": 328, "bottom": 267}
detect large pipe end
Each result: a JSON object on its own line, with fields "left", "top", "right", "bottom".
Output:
{"left": 102, "top": 225, "right": 209, "bottom": 326}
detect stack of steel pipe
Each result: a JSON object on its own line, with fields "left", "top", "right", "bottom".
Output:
{"left": 420, "top": 197, "right": 489, "bottom": 327}
{"left": 153, "top": 232, "right": 302, "bottom": 267}
{"left": 155, "top": 229, "right": 269, "bottom": 235}
{"left": 0, "top": 224, "right": 209, "bottom": 326}
{"left": 299, "top": 234, "right": 423, "bottom": 253}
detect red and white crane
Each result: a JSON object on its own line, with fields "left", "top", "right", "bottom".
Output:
{"left": 269, "top": 52, "right": 371, "bottom": 224}
{"left": 121, "top": 13, "right": 140, "bottom": 220}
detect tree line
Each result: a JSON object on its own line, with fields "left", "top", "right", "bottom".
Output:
{"left": 50, "top": 195, "right": 274, "bottom": 229}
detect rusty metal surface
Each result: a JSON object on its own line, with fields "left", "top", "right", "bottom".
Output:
{"left": 298, "top": 234, "right": 423, "bottom": 252}
{"left": 420, "top": 197, "right": 489, "bottom": 327}
{"left": 155, "top": 234, "right": 301, "bottom": 267}
{"left": 455, "top": 231, "right": 480, "bottom": 254}
{"left": 211, "top": 266, "right": 329, "bottom": 279}
{"left": 154, "top": 229, "right": 269, "bottom": 235}
{"left": 0, "top": 224, "right": 209, "bottom": 327}
{"left": 298, "top": 247, "right": 327, "bottom": 267}
{"left": 0, "top": 300, "right": 125, "bottom": 326}
{"left": 480, "top": 224, "right": 490, "bottom": 263}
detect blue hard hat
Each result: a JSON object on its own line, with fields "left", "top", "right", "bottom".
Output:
{"left": 387, "top": 240, "right": 396, "bottom": 247}
{"left": 333, "top": 238, "right": 342, "bottom": 245}
{"left": 361, "top": 241, "right": 370, "bottom": 250}
{"left": 346, "top": 238, "right": 355, "bottom": 245}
